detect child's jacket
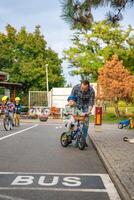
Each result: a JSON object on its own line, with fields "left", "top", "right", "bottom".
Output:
{"left": 63, "top": 105, "right": 83, "bottom": 120}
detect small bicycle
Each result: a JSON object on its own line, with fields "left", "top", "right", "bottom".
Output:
{"left": 3, "top": 111, "right": 13, "bottom": 131}
{"left": 60, "top": 115, "right": 87, "bottom": 150}
{"left": 118, "top": 114, "right": 134, "bottom": 129}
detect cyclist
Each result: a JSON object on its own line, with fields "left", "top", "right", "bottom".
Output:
{"left": 1, "top": 96, "right": 15, "bottom": 126}
{"left": 63, "top": 95, "right": 85, "bottom": 136}
{"left": 14, "top": 97, "right": 22, "bottom": 126}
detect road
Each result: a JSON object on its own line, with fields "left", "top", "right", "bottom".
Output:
{"left": 0, "top": 120, "right": 121, "bottom": 200}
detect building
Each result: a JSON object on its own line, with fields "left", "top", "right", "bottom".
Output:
{"left": 0, "top": 71, "right": 22, "bottom": 101}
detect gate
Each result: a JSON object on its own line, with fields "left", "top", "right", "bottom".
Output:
{"left": 29, "top": 91, "right": 48, "bottom": 108}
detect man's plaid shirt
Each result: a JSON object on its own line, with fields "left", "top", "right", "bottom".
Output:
{"left": 71, "top": 84, "right": 95, "bottom": 111}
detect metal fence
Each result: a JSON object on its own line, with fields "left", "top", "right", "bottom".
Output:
{"left": 29, "top": 91, "right": 48, "bottom": 108}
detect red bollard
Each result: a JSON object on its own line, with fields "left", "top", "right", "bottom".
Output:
{"left": 95, "top": 106, "right": 102, "bottom": 125}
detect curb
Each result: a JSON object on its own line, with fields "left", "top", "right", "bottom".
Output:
{"left": 89, "top": 134, "right": 131, "bottom": 200}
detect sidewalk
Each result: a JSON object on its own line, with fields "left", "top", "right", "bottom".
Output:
{"left": 90, "top": 124, "right": 134, "bottom": 200}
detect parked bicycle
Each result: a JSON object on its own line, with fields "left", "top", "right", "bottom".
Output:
{"left": 60, "top": 115, "right": 87, "bottom": 150}
{"left": 118, "top": 114, "right": 134, "bottom": 129}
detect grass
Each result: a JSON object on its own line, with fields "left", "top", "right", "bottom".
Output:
{"left": 106, "top": 106, "right": 134, "bottom": 114}
{"left": 90, "top": 106, "right": 134, "bottom": 124}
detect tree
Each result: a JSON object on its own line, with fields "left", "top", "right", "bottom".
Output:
{"left": 61, "top": 0, "right": 93, "bottom": 30}
{"left": 63, "top": 21, "right": 134, "bottom": 81}
{"left": 0, "top": 25, "right": 65, "bottom": 93}
{"left": 97, "top": 54, "right": 134, "bottom": 116}
{"left": 61, "top": 0, "right": 134, "bottom": 30}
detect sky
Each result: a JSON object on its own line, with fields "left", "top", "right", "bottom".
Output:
{"left": 0, "top": 0, "right": 134, "bottom": 86}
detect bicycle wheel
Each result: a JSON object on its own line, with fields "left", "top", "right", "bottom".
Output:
{"left": 118, "top": 123, "right": 123, "bottom": 129}
{"left": 3, "top": 118, "right": 11, "bottom": 131}
{"left": 60, "top": 132, "right": 69, "bottom": 147}
{"left": 77, "top": 134, "right": 86, "bottom": 150}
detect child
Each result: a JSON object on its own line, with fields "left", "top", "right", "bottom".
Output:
{"left": 14, "top": 97, "right": 22, "bottom": 126}
{"left": 14, "top": 97, "right": 22, "bottom": 114}
{"left": 63, "top": 95, "right": 84, "bottom": 135}
{"left": 1, "top": 96, "right": 15, "bottom": 126}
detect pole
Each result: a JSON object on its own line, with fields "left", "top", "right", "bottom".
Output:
{"left": 29, "top": 91, "right": 30, "bottom": 109}
{"left": 45, "top": 64, "right": 49, "bottom": 107}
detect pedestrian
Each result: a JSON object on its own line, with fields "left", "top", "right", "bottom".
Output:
{"left": 70, "top": 80, "right": 95, "bottom": 146}
{"left": 14, "top": 97, "right": 22, "bottom": 114}
{"left": 14, "top": 97, "right": 22, "bottom": 126}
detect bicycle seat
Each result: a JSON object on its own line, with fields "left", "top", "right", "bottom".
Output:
{"left": 73, "top": 115, "right": 86, "bottom": 122}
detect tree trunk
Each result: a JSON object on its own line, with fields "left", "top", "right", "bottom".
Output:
{"left": 114, "top": 103, "right": 120, "bottom": 117}
{"left": 125, "top": 102, "right": 128, "bottom": 114}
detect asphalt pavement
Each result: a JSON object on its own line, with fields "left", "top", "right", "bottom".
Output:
{"left": 0, "top": 119, "right": 121, "bottom": 200}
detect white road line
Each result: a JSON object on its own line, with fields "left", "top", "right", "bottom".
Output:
{"left": 100, "top": 174, "right": 121, "bottom": 200}
{"left": 44, "top": 124, "right": 63, "bottom": 126}
{"left": 0, "top": 172, "right": 114, "bottom": 175}
{"left": 0, "top": 124, "right": 39, "bottom": 141}
{"left": 0, "top": 194, "right": 26, "bottom": 200}
{"left": 0, "top": 187, "right": 107, "bottom": 192}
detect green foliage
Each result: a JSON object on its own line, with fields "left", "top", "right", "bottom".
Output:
{"left": 0, "top": 24, "right": 65, "bottom": 93}
{"left": 60, "top": 0, "right": 134, "bottom": 30}
{"left": 63, "top": 21, "right": 134, "bottom": 80}
{"left": 60, "top": 0, "right": 93, "bottom": 30}
{"left": 102, "top": 112, "right": 128, "bottom": 123}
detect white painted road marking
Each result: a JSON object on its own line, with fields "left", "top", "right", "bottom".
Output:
{"left": 0, "top": 172, "right": 121, "bottom": 200}
{"left": 0, "top": 194, "right": 26, "bottom": 200}
{"left": 0, "top": 124, "right": 39, "bottom": 141}
{"left": 11, "top": 176, "right": 82, "bottom": 187}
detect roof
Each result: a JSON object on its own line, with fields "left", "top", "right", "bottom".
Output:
{"left": 0, "top": 81, "right": 22, "bottom": 88}
{"left": 0, "top": 71, "right": 8, "bottom": 75}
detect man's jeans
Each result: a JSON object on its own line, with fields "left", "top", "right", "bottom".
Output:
{"left": 82, "top": 107, "right": 90, "bottom": 139}
{"left": 82, "top": 116, "right": 89, "bottom": 138}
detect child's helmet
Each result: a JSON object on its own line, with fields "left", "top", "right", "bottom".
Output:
{"left": 67, "top": 95, "right": 77, "bottom": 102}
{"left": 2, "top": 96, "right": 8, "bottom": 101}
{"left": 15, "top": 97, "right": 20, "bottom": 101}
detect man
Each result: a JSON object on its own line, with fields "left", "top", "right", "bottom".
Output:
{"left": 63, "top": 95, "right": 84, "bottom": 135}
{"left": 71, "top": 80, "right": 95, "bottom": 146}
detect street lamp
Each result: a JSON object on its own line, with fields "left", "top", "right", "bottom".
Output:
{"left": 45, "top": 64, "right": 49, "bottom": 107}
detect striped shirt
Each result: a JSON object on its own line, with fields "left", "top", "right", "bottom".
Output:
{"left": 71, "top": 84, "right": 95, "bottom": 111}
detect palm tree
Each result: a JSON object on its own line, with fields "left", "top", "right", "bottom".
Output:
{"left": 60, "top": 0, "right": 134, "bottom": 29}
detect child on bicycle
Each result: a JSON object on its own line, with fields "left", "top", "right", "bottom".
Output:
{"left": 63, "top": 95, "right": 85, "bottom": 135}
{"left": 1, "top": 96, "right": 15, "bottom": 126}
